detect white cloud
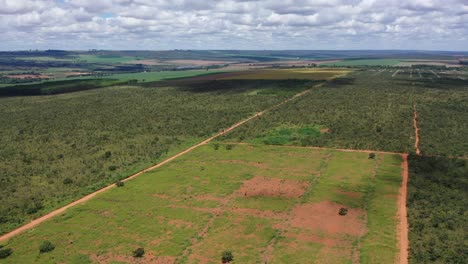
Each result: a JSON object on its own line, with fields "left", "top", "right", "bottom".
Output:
{"left": 0, "top": 0, "right": 466, "bottom": 50}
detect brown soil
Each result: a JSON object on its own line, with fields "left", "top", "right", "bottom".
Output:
{"left": 290, "top": 201, "right": 367, "bottom": 236}
{"left": 413, "top": 105, "right": 421, "bottom": 155}
{"left": 285, "top": 232, "right": 338, "bottom": 247}
{"left": 237, "top": 176, "right": 309, "bottom": 198}
{"left": 398, "top": 154, "right": 409, "bottom": 264}
{"left": 7, "top": 74, "right": 51, "bottom": 79}
{"left": 168, "top": 219, "right": 193, "bottom": 229}
{"left": 64, "top": 71, "right": 92, "bottom": 77}
{"left": 127, "top": 59, "right": 164, "bottom": 65}
{"left": 231, "top": 208, "right": 288, "bottom": 220}
{"left": 320, "top": 127, "right": 331, "bottom": 133}
{"left": 90, "top": 252, "right": 174, "bottom": 264}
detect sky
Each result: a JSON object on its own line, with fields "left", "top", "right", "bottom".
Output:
{"left": 0, "top": 0, "right": 467, "bottom": 51}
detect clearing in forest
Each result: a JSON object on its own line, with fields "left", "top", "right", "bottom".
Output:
{"left": 1, "top": 144, "right": 403, "bottom": 264}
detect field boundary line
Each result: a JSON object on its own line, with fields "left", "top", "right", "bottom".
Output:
{"left": 392, "top": 70, "right": 400, "bottom": 77}
{"left": 430, "top": 70, "right": 440, "bottom": 79}
{"left": 398, "top": 154, "right": 409, "bottom": 264}
{"left": 0, "top": 80, "right": 330, "bottom": 243}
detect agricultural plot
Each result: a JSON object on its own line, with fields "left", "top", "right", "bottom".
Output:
{"left": 0, "top": 79, "right": 316, "bottom": 235}
{"left": 218, "top": 68, "right": 351, "bottom": 80}
{"left": 322, "top": 59, "right": 402, "bottom": 67}
{"left": 0, "top": 144, "right": 403, "bottom": 264}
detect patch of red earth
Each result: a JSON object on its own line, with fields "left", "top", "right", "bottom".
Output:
{"left": 7, "top": 74, "right": 51, "bottom": 79}
{"left": 237, "top": 176, "right": 309, "bottom": 198}
{"left": 334, "top": 190, "right": 362, "bottom": 198}
{"left": 218, "top": 159, "right": 267, "bottom": 168}
{"left": 285, "top": 233, "right": 338, "bottom": 247}
{"left": 196, "top": 194, "right": 225, "bottom": 203}
{"left": 64, "top": 71, "right": 92, "bottom": 77}
{"left": 320, "top": 127, "right": 331, "bottom": 133}
{"left": 173, "top": 70, "right": 263, "bottom": 82}
{"left": 166, "top": 59, "right": 231, "bottom": 66}
{"left": 127, "top": 59, "right": 164, "bottom": 65}
{"left": 170, "top": 205, "right": 217, "bottom": 213}
{"left": 168, "top": 219, "right": 193, "bottom": 229}
{"left": 290, "top": 201, "right": 367, "bottom": 236}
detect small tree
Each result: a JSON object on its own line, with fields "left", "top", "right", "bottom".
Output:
{"left": 225, "top": 144, "right": 234, "bottom": 151}
{"left": 115, "top": 180, "right": 125, "bottom": 187}
{"left": 368, "top": 153, "right": 376, "bottom": 159}
{"left": 63, "top": 178, "right": 73, "bottom": 185}
{"left": 132, "top": 247, "right": 145, "bottom": 258}
{"left": 221, "top": 251, "right": 234, "bottom": 263}
{"left": 338, "top": 208, "right": 348, "bottom": 216}
{"left": 0, "top": 247, "right": 13, "bottom": 259}
{"left": 39, "top": 241, "right": 55, "bottom": 253}
{"left": 213, "top": 143, "right": 220, "bottom": 150}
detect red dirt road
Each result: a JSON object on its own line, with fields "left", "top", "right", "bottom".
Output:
{"left": 0, "top": 82, "right": 326, "bottom": 243}
{"left": 398, "top": 154, "right": 409, "bottom": 264}
{"left": 413, "top": 106, "right": 421, "bottom": 155}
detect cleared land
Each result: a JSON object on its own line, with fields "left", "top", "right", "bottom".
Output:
{"left": 0, "top": 144, "right": 403, "bottom": 264}
{"left": 322, "top": 59, "right": 402, "bottom": 66}
{"left": 219, "top": 68, "right": 352, "bottom": 80}
{"left": 0, "top": 78, "right": 323, "bottom": 235}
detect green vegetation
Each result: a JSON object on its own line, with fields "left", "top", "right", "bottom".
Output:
{"left": 0, "top": 144, "right": 402, "bottom": 263}
{"left": 221, "top": 250, "right": 234, "bottom": 263}
{"left": 39, "top": 241, "right": 55, "bottom": 253}
{"left": 132, "top": 247, "right": 145, "bottom": 258}
{"left": 0, "top": 79, "right": 313, "bottom": 235}
{"left": 407, "top": 155, "right": 467, "bottom": 263}
{"left": 252, "top": 125, "right": 324, "bottom": 145}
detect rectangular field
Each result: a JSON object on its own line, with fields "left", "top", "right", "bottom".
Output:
{"left": 1, "top": 144, "right": 403, "bottom": 263}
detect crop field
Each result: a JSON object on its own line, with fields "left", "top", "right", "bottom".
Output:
{"left": 218, "top": 68, "right": 352, "bottom": 80}
{"left": 322, "top": 59, "right": 402, "bottom": 67}
{"left": 0, "top": 79, "right": 318, "bottom": 235}
{"left": 0, "top": 144, "right": 403, "bottom": 264}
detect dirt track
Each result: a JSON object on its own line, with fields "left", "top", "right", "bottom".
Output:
{"left": 413, "top": 106, "right": 421, "bottom": 155}
{"left": 0, "top": 82, "right": 327, "bottom": 243}
{"left": 398, "top": 154, "right": 409, "bottom": 264}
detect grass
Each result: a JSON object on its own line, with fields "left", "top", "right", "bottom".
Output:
{"left": 0, "top": 80, "right": 313, "bottom": 235}
{"left": 1, "top": 144, "right": 402, "bottom": 263}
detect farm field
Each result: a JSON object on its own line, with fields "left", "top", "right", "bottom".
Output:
{"left": 0, "top": 79, "right": 321, "bottom": 235}
{"left": 0, "top": 144, "right": 404, "bottom": 264}
{"left": 322, "top": 59, "right": 402, "bottom": 66}
{"left": 218, "top": 68, "right": 352, "bottom": 80}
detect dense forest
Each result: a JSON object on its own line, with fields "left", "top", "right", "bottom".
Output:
{"left": 407, "top": 154, "right": 467, "bottom": 263}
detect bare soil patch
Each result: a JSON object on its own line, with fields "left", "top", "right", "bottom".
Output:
{"left": 237, "top": 176, "right": 309, "bottom": 198}
{"left": 231, "top": 208, "right": 288, "bottom": 220}
{"left": 7, "top": 74, "right": 51, "bottom": 79}
{"left": 127, "top": 59, "right": 164, "bottom": 65}
{"left": 285, "top": 233, "right": 338, "bottom": 247}
{"left": 290, "top": 201, "right": 367, "bottom": 236}
{"left": 90, "top": 252, "right": 175, "bottom": 264}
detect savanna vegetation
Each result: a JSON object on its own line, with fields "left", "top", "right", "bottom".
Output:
{"left": 0, "top": 79, "right": 315, "bottom": 235}
{"left": 0, "top": 144, "right": 402, "bottom": 263}
{"left": 407, "top": 155, "right": 467, "bottom": 263}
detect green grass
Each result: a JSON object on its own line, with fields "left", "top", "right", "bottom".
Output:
{"left": 76, "top": 54, "right": 137, "bottom": 64}
{"left": 0, "top": 80, "right": 312, "bottom": 235}
{"left": 322, "top": 59, "right": 402, "bottom": 66}
{"left": 0, "top": 144, "right": 402, "bottom": 263}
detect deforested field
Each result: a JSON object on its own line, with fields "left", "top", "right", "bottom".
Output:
{"left": 0, "top": 144, "right": 403, "bottom": 264}
{"left": 0, "top": 78, "right": 324, "bottom": 235}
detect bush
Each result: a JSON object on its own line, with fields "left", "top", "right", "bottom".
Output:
{"left": 63, "top": 178, "right": 73, "bottom": 184}
{"left": 115, "top": 180, "right": 124, "bottom": 187}
{"left": 0, "top": 248, "right": 13, "bottom": 259}
{"left": 108, "top": 165, "right": 118, "bottom": 171}
{"left": 132, "top": 247, "right": 145, "bottom": 258}
{"left": 368, "top": 153, "right": 376, "bottom": 159}
{"left": 39, "top": 241, "right": 55, "bottom": 253}
{"left": 104, "top": 151, "right": 112, "bottom": 159}
{"left": 213, "top": 143, "right": 220, "bottom": 150}
{"left": 225, "top": 144, "right": 234, "bottom": 150}
{"left": 338, "top": 208, "right": 348, "bottom": 216}
{"left": 221, "top": 250, "right": 234, "bottom": 263}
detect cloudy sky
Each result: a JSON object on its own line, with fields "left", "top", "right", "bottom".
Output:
{"left": 0, "top": 0, "right": 467, "bottom": 51}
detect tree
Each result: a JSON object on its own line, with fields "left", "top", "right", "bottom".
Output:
{"left": 221, "top": 251, "right": 234, "bottom": 263}
{"left": 132, "top": 247, "right": 145, "bottom": 258}
{"left": 368, "top": 153, "right": 376, "bottom": 159}
{"left": 0, "top": 247, "right": 13, "bottom": 259}
{"left": 339, "top": 208, "right": 348, "bottom": 216}
{"left": 115, "top": 180, "right": 124, "bottom": 187}
{"left": 39, "top": 241, "right": 55, "bottom": 253}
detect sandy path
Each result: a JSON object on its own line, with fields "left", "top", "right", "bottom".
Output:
{"left": 0, "top": 82, "right": 329, "bottom": 243}
{"left": 392, "top": 70, "right": 400, "bottom": 77}
{"left": 397, "top": 154, "right": 409, "bottom": 264}
{"left": 413, "top": 106, "right": 421, "bottom": 155}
